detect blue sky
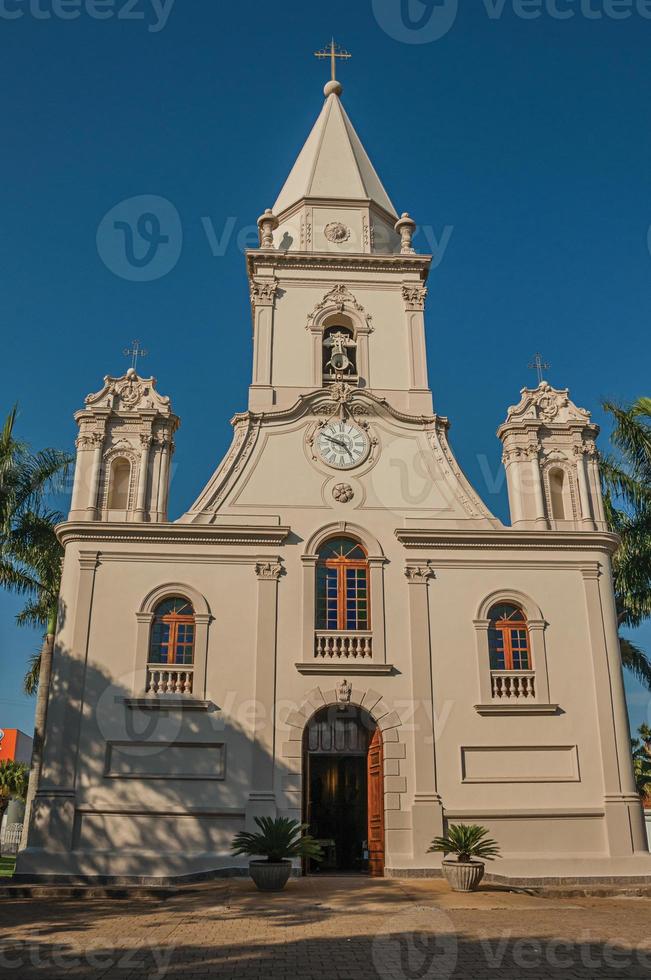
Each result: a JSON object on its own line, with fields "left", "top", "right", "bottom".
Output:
{"left": 0, "top": 0, "right": 650, "bottom": 735}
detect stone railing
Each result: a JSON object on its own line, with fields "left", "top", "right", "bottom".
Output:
{"left": 146, "top": 665, "right": 194, "bottom": 696}
{"left": 314, "top": 631, "right": 373, "bottom": 660}
{"left": 491, "top": 670, "right": 536, "bottom": 700}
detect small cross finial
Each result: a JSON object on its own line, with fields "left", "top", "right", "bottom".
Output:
{"left": 314, "top": 38, "right": 351, "bottom": 82}
{"left": 123, "top": 340, "right": 148, "bottom": 373}
{"left": 529, "top": 352, "right": 550, "bottom": 385}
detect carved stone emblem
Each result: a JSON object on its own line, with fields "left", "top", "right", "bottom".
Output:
{"left": 333, "top": 483, "right": 354, "bottom": 503}
{"left": 536, "top": 392, "right": 559, "bottom": 422}
{"left": 336, "top": 678, "right": 352, "bottom": 704}
{"left": 324, "top": 221, "right": 351, "bottom": 244}
{"left": 115, "top": 375, "right": 144, "bottom": 409}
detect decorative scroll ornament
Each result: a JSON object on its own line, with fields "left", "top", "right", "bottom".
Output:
{"left": 255, "top": 561, "right": 282, "bottom": 581}
{"left": 324, "top": 221, "right": 351, "bottom": 244}
{"left": 306, "top": 284, "right": 373, "bottom": 333}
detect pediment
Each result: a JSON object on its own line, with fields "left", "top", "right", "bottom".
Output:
{"left": 181, "top": 385, "right": 498, "bottom": 527}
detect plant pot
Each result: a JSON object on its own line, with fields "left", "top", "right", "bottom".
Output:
{"left": 442, "top": 859, "right": 485, "bottom": 892}
{"left": 249, "top": 860, "right": 292, "bottom": 892}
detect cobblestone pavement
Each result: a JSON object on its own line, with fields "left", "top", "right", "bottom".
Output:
{"left": 1, "top": 877, "right": 651, "bottom": 979}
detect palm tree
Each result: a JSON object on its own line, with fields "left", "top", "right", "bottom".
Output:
{"left": 0, "top": 406, "right": 71, "bottom": 843}
{"left": 601, "top": 397, "right": 651, "bottom": 687}
{"left": 631, "top": 724, "right": 651, "bottom": 799}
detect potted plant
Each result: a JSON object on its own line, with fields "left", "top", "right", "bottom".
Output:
{"left": 428, "top": 823, "right": 500, "bottom": 892}
{"left": 231, "top": 816, "right": 323, "bottom": 892}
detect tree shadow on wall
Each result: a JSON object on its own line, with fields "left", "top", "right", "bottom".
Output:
{"left": 15, "top": 644, "right": 299, "bottom": 884}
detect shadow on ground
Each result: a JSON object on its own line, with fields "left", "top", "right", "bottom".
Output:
{"left": 1, "top": 877, "right": 651, "bottom": 979}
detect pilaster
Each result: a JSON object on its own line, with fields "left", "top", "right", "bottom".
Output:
{"left": 404, "top": 564, "right": 444, "bottom": 860}
{"left": 249, "top": 278, "right": 278, "bottom": 410}
{"left": 581, "top": 565, "right": 647, "bottom": 855}
{"left": 246, "top": 560, "right": 282, "bottom": 827}
{"left": 25, "top": 551, "right": 99, "bottom": 854}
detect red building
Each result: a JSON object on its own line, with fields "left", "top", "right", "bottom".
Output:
{"left": 0, "top": 729, "right": 32, "bottom": 765}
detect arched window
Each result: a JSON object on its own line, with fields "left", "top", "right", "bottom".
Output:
{"left": 148, "top": 597, "right": 195, "bottom": 665}
{"left": 549, "top": 468, "right": 566, "bottom": 520}
{"left": 322, "top": 325, "right": 357, "bottom": 380}
{"left": 316, "top": 537, "right": 369, "bottom": 631}
{"left": 107, "top": 457, "right": 131, "bottom": 510}
{"left": 488, "top": 603, "right": 531, "bottom": 671}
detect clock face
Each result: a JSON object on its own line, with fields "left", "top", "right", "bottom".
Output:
{"left": 316, "top": 420, "right": 370, "bottom": 470}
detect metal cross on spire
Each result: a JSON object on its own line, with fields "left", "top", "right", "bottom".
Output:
{"left": 314, "top": 38, "right": 352, "bottom": 81}
{"left": 123, "top": 340, "right": 148, "bottom": 373}
{"left": 529, "top": 352, "right": 550, "bottom": 385}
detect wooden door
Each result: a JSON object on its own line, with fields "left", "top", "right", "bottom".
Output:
{"left": 367, "top": 726, "right": 385, "bottom": 877}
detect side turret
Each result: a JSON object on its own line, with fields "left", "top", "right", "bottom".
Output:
{"left": 68, "top": 369, "right": 179, "bottom": 523}
{"left": 498, "top": 381, "right": 606, "bottom": 531}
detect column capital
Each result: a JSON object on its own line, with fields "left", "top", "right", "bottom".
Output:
{"left": 255, "top": 560, "right": 283, "bottom": 581}
{"left": 402, "top": 283, "right": 428, "bottom": 311}
{"left": 404, "top": 563, "right": 435, "bottom": 585}
{"left": 78, "top": 550, "right": 100, "bottom": 572}
{"left": 250, "top": 278, "right": 279, "bottom": 308}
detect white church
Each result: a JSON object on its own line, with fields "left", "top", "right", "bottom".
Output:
{"left": 16, "top": 66, "right": 650, "bottom": 884}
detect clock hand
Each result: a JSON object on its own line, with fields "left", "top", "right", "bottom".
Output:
{"left": 324, "top": 435, "right": 348, "bottom": 450}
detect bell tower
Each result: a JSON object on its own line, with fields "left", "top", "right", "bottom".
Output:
{"left": 69, "top": 368, "right": 179, "bottom": 523}
{"left": 247, "top": 70, "right": 432, "bottom": 415}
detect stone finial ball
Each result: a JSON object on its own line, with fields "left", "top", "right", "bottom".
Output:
{"left": 324, "top": 80, "right": 343, "bottom": 98}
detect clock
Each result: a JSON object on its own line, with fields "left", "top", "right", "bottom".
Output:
{"left": 316, "top": 420, "right": 370, "bottom": 470}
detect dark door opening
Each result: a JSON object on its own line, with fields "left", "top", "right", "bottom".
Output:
{"left": 306, "top": 754, "right": 368, "bottom": 873}
{"left": 303, "top": 704, "right": 384, "bottom": 876}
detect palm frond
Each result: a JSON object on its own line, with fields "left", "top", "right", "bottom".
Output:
{"left": 600, "top": 455, "right": 651, "bottom": 510}
{"left": 619, "top": 637, "right": 651, "bottom": 689}
{"left": 23, "top": 650, "right": 41, "bottom": 696}
{"left": 603, "top": 399, "right": 651, "bottom": 483}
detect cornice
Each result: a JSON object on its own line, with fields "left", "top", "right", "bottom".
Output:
{"left": 56, "top": 521, "right": 291, "bottom": 548}
{"left": 273, "top": 196, "right": 399, "bottom": 227}
{"left": 232, "top": 385, "right": 443, "bottom": 429}
{"left": 394, "top": 528, "right": 620, "bottom": 554}
{"left": 246, "top": 249, "right": 431, "bottom": 279}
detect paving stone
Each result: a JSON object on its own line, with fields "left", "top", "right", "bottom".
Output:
{"left": 1, "top": 877, "right": 651, "bottom": 978}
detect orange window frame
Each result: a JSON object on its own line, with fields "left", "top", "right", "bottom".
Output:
{"left": 491, "top": 615, "right": 531, "bottom": 671}
{"left": 321, "top": 552, "right": 370, "bottom": 631}
{"left": 150, "top": 608, "right": 195, "bottom": 665}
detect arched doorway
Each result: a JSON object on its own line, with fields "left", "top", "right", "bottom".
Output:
{"left": 303, "top": 705, "right": 384, "bottom": 876}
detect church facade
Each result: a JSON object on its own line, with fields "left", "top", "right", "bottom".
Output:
{"left": 17, "top": 76, "right": 650, "bottom": 883}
